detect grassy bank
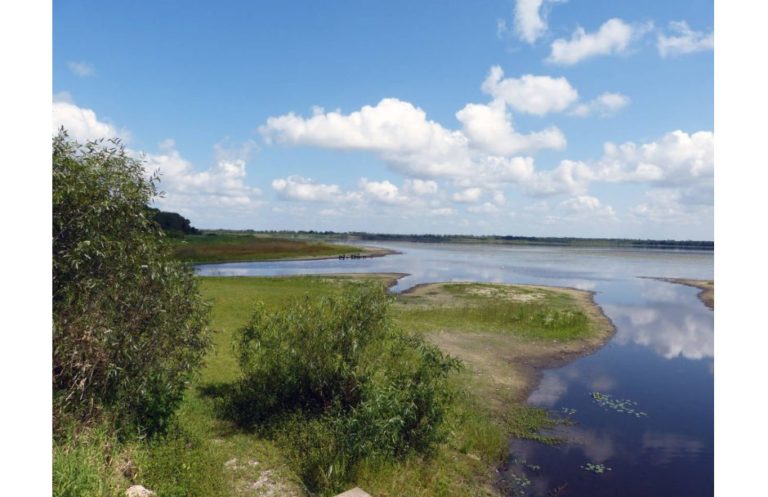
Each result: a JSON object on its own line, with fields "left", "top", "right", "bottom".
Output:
{"left": 54, "top": 275, "right": 614, "bottom": 497}
{"left": 168, "top": 233, "right": 387, "bottom": 263}
{"left": 394, "top": 283, "right": 614, "bottom": 406}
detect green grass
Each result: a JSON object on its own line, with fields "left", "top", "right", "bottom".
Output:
{"left": 54, "top": 276, "right": 607, "bottom": 497}
{"left": 169, "top": 234, "right": 365, "bottom": 263}
{"left": 392, "top": 283, "right": 592, "bottom": 340}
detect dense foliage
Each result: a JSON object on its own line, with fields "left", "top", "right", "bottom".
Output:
{"left": 232, "top": 283, "right": 460, "bottom": 494}
{"left": 52, "top": 131, "right": 211, "bottom": 436}
{"left": 148, "top": 208, "right": 200, "bottom": 235}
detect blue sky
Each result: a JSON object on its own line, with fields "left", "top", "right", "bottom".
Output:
{"left": 53, "top": 0, "right": 714, "bottom": 239}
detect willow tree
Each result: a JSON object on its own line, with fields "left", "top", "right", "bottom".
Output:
{"left": 53, "top": 130, "right": 211, "bottom": 436}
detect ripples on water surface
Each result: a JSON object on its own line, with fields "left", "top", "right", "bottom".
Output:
{"left": 197, "top": 242, "right": 714, "bottom": 497}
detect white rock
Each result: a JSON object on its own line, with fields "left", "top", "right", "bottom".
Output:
{"left": 125, "top": 485, "right": 155, "bottom": 497}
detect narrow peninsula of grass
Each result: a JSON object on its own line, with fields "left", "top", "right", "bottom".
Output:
{"left": 169, "top": 233, "right": 394, "bottom": 264}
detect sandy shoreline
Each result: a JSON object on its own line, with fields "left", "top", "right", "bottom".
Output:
{"left": 398, "top": 282, "right": 616, "bottom": 408}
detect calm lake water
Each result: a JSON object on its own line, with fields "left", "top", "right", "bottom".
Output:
{"left": 196, "top": 242, "right": 714, "bottom": 497}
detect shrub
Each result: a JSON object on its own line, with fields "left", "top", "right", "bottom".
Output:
{"left": 232, "top": 283, "right": 460, "bottom": 494}
{"left": 52, "top": 131, "right": 211, "bottom": 436}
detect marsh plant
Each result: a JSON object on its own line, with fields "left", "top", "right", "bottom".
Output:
{"left": 590, "top": 392, "right": 647, "bottom": 418}
{"left": 231, "top": 283, "right": 460, "bottom": 494}
{"left": 560, "top": 407, "right": 577, "bottom": 416}
{"left": 580, "top": 462, "right": 612, "bottom": 474}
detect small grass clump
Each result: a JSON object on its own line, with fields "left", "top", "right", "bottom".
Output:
{"left": 53, "top": 423, "right": 132, "bottom": 497}
{"left": 139, "top": 424, "right": 229, "bottom": 497}
{"left": 53, "top": 420, "right": 230, "bottom": 497}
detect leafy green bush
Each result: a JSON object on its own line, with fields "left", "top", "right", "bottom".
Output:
{"left": 52, "top": 131, "right": 211, "bottom": 436}
{"left": 232, "top": 283, "right": 460, "bottom": 494}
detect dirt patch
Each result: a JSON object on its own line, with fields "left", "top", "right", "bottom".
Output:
{"left": 463, "top": 285, "right": 545, "bottom": 302}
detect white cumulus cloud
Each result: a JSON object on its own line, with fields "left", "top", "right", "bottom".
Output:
{"left": 657, "top": 21, "right": 714, "bottom": 57}
{"left": 452, "top": 187, "right": 484, "bottom": 203}
{"left": 513, "top": 0, "right": 562, "bottom": 44}
{"left": 591, "top": 130, "right": 714, "bottom": 185}
{"left": 359, "top": 178, "right": 410, "bottom": 205}
{"left": 260, "top": 97, "right": 472, "bottom": 178}
{"left": 547, "top": 18, "right": 649, "bottom": 65}
{"left": 52, "top": 98, "right": 126, "bottom": 142}
{"left": 456, "top": 101, "right": 566, "bottom": 155}
{"left": 271, "top": 175, "right": 346, "bottom": 203}
{"left": 560, "top": 195, "right": 616, "bottom": 218}
{"left": 481, "top": 66, "right": 579, "bottom": 115}
{"left": 261, "top": 90, "right": 566, "bottom": 180}
{"left": 144, "top": 144, "right": 262, "bottom": 211}
{"left": 403, "top": 179, "right": 439, "bottom": 196}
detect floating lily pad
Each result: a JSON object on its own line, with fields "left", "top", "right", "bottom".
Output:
{"left": 590, "top": 392, "right": 647, "bottom": 417}
{"left": 581, "top": 462, "right": 612, "bottom": 474}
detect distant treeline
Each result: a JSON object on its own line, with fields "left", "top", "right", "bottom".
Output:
{"left": 225, "top": 230, "right": 714, "bottom": 251}
{"left": 148, "top": 208, "right": 200, "bottom": 235}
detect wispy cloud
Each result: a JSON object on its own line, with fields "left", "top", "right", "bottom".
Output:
{"left": 657, "top": 21, "right": 713, "bottom": 57}
{"left": 570, "top": 92, "right": 631, "bottom": 117}
{"left": 511, "top": 0, "right": 565, "bottom": 44}
{"left": 67, "top": 60, "right": 95, "bottom": 77}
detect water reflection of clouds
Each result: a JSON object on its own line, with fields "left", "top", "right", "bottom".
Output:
{"left": 606, "top": 303, "right": 713, "bottom": 360}
{"left": 640, "top": 280, "right": 695, "bottom": 304}
{"left": 529, "top": 367, "right": 618, "bottom": 408}
{"left": 563, "top": 426, "right": 617, "bottom": 462}
{"left": 641, "top": 431, "right": 707, "bottom": 464}
{"left": 528, "top": 374, "right": 569, "bottom": 407}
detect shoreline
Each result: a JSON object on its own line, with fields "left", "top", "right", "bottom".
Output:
{"left": 643, "top": 276, "right": 714, "bottom": 309}
{"left": 190, "top": 245, "right": 401, "bottom": 265}
{"left": 399, "top": 282, "right": 616, "bottom": 405}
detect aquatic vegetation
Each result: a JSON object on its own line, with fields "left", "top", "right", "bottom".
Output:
{"left": 504, "top": 471, "right": 532, "bottom": 497}
{"left": 580, "top": 462, "right": 612, "bottom": 474}
{"left": 590, "top": 392, "right": 647, "bottom": 418}
{"left": 560, "top": 407, "right": 577, "bottom": 416}
{"left": 511, "top": 456, "right": 541, "bottom": 472}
